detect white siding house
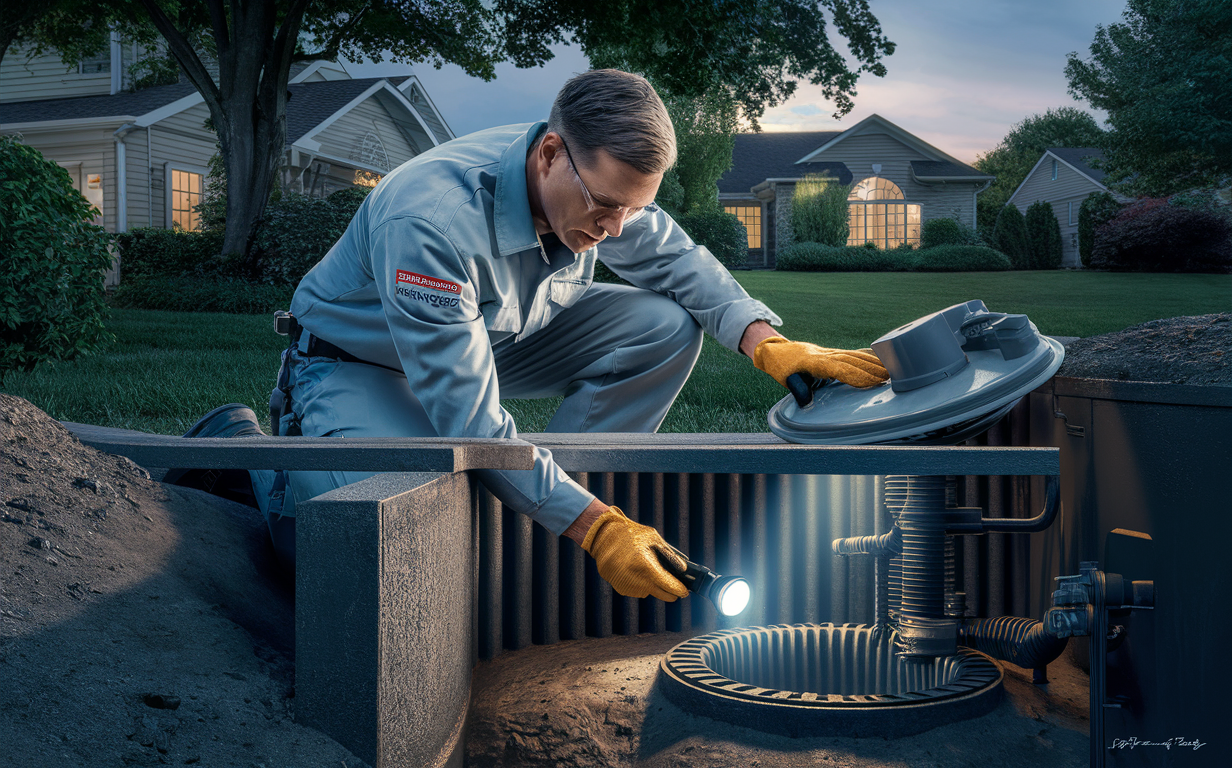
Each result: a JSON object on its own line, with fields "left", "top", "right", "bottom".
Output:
{"left": 1007, "top": 148, "right": 1132, "bottom": 268}
{"left": 718, "top": 115, "right": 994, "bottom": 268}
{"left": 0, "top": 38, "right": 455, "bottom": 287}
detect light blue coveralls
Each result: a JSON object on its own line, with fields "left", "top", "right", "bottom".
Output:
{"left": 251, "top": 122, "right": 781, "bottom": 566}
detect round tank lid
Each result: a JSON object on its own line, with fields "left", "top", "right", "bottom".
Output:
{"left": 768, "top": 300, "right": 1065, "bottom": 445}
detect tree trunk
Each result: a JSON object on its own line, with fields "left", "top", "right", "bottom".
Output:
{"left": 215, "top": 88, "right": 287, "bottom": 268}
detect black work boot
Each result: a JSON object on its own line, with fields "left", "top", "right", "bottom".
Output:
{"left": 163, "top": 403, "right": 265, "bottom": 508}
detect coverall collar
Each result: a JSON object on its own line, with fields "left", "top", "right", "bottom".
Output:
{"left": 495, "top": 121, "right": 549, "bottom": 258}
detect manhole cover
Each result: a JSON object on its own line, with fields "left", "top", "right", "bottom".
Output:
{"left": 659, "top": 623, "right": 1003, "bottom": 738}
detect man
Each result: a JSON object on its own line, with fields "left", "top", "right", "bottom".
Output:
{"left": 185, "top": 69, "right": 887, "bottom": 602}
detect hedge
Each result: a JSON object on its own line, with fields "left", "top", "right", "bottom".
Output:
{"left": 992, "top": 205, "right": 1030, "bottom": 269}
{"left": 110, "top": 275, "right": 296, "bottom": 315}
{"left": 1024, "top": 200, "right": 1063, "bottom": 270}
{"left": 115, "top": 228, "right": 229, "bottom": 279}
{"left": 920, "top": 217, "right": 967, "bottom": 249}
{"left": 1077, "top": 191, "right": 1122, "bottom": 268}
{"left": 1090, "top": 199, "right": 1232, "bottom": 273}
{"left": 775, "top": 243, "right": 917, "bottom": 272}
{"left": 1, "top": 134, "right": 116, "bottom": 379}
{"left": 675, "top": 207, "right": 749, "bottom": 268}
{"left": 914, "top": 245, "right": 1012, "bottom": 272}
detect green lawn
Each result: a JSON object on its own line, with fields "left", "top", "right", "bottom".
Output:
{"left": 3, "top": 271, "right": 1228, "bottom": 435}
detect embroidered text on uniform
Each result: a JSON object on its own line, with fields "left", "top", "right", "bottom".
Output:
{"left": 396, "top": 285, "right": 460, "bottom": 307}
{"left": 396, "top": 270, "right": 461, "bottom": 294}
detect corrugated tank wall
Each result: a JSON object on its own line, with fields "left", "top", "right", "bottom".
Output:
{"left": 476, "top": 397, "right": 1046, "bottom": 662}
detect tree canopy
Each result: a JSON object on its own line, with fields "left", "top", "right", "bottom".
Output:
{"left": 972, "top": 107, "right": 1106, "bottom": 232}
{"left": 1065, "top": 0, "right": 1232, "bottom": 196}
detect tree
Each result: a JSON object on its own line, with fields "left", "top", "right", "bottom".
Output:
{"left": 1077, "top": 191, "right": 1122, "bottom": 268}
{"left": 1065, "top": 0, "right": 1232, "bottom": 196}
{"left": 21, "top": 1, "right": 892, "bottom": 267}
{"left": 1024, "top": 200, "right": 1062, "bottom": 270}
{"left": 658, "top": 86, "right": 741, "bottom": 215}
{"left": 972, "top": 107, "right": 1106, "bottom": 231}
{"left": 1, "top": 1, "right": 157, "bottom": 71}
{"left": 992, "top": 204, "right": 1029, "bottom": 269}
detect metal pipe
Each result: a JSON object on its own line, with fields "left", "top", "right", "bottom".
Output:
{"left": 958, "top": 615, "right": 1068, "bottom": 670}
{"left": 978, "top": 474, "right": 1059, "bottom": 532}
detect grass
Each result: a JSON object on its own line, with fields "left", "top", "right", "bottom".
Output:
{"left": 3, "top": 272, "right": 1229, "bottom": 435}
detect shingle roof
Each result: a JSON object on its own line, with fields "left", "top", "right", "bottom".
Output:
{"left": 0, "top": 82, "right": 198, "bottom": 124}
{"left": 910, "top": 160, "right": 993, "bottom": 180}
{"left": 1048, "top": 147, "right": 1107, "bottom": 183}
{"left": 718, "top": 131, "right": 849, "bottom": 194}
{"left": 0, "top": 76, "right": 415, "bottom": 150}
{"left": 284, "top": 77, "right": 397, "bottom": 144}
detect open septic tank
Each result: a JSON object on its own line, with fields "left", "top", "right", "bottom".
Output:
{"left": 81, "top": 303, "right": 1219, "bottom": 767}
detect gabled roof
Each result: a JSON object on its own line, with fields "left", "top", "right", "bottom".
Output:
{"left": 798, "top": 114, "right": 984, "bottom": 176}
{"left": 1046, "top": 147, "right": 1107, "bottom": 183}
{"left": 0, "top": 82, "right": 197, "bottom": 125}
{"left": 1008, "top": 147, "right": 1116, "bottom": 205}
{"left": 285, "top": 76, "right": 407, "bottom": 144}
{"left": 718, "top": 131, "right": 849, "bottom": 194}
{"left": 910, "top": 160, "right": 993, "bottom": 181}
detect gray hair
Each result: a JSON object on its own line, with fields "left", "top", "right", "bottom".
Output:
{"left": 546, "top": 69, "right": 677, "bottom": 175}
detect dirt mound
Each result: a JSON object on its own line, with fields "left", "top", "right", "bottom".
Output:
{"left": 1058, "top": 313, "right": 1231, "bottom": 385}
{"left": 0, "top": 393, "right": 363, "bottom": 767}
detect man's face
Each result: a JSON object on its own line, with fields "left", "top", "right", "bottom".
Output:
{"left": 539, "top": 132, "right": 662, "bottom": 253}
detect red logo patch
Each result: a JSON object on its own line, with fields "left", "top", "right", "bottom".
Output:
{"left": 396, "top": 270, "right": 461, "bottom": 294}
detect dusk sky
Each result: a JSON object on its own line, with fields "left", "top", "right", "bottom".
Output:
{"left": 345, "top": 0, "right": 1129, "bottom": 164}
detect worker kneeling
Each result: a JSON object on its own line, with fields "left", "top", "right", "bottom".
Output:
{"left": 171, "top": 69, "right": 887, "bottom": 602}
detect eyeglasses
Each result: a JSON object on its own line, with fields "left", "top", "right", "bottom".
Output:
{"left": 559, "top": 138, "right": 645, "bottom": 222}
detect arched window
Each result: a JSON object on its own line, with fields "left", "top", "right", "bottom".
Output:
{"left": 847, "top": 176, "right": 920, "bottom": 248}
{"left": 349, "top": 130, "right": 390, "bottom": 172}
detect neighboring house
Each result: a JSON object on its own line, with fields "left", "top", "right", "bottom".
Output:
{"left": 718, "top": 114, "right": 994, "bottom": 268}
{"left": 1, "top": 39, "right": 454, "bottom": 286}
{"left": 1007, "top": 147, "right": 1132, "bottom": 268}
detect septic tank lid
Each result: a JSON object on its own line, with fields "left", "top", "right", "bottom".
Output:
{"left": 767, "top": 300, "right": 1065, "bottom": 445}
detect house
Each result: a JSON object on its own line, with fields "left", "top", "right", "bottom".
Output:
{"left": 1007, "top": 147, "right": 1132, "bottom": 268}
{"left": 718, "top": 114, "right": 994, "bottom": 267}
{"left": 1, "top": 39, "right": 454, "bottom": 286}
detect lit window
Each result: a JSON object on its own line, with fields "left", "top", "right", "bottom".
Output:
{"left": 354, "top": 169, "right": 383, "bottom": 187}
{"left": 724, "top": 205, "right": 762, "bottom": 249}
{"left": 846, "top": 177, "right": 919, "bottom": 248}
{"left": 170, "top": 169, "right": 203, "bottom": 230}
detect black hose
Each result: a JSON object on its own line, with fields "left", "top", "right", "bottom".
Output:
{"left": 958, "top": 615, "right": 1068, "bottom": 669}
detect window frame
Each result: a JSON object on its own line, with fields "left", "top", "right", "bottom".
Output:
{"left": 1051, "top": 159, "right": 1058, "bottom": 181}
{"left": 164, "top": 162, "right": 210, "bottom": 231}
{"left": 846, "top": 177, "right": 919, "bottom": 248}
{"left": 723, "top": 203, "right": 764, "bottom": 250}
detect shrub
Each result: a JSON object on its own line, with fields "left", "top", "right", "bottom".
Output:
{"left": 110, "top": 275, "right": 296, "bottom": 315}
{"left": 1077, "top": 191, "right": 1122, "bottom": 268}
{"left": 920, "top": 217, "right": 967, "bottom": 249}
{"left": 0, "top": 135, "right": 116, "bottom": 380}
{"left": 116, "top": 228, "right": 229, "bottom": 279}
{"left": 1024, "top": 200, "right": 1063, "bottom": 269}
{"left": 255, "top": 187, "right": 370, "bottom": 285}
{"left": 992, "top": 204, "right": 1030, "bottom": 269}
{"left": 675, "top": 207, "right": 750, "bottom": 268}
{"left": 791, "top": 175, "right": 852, "bottom": 247}
{"left": 1090, "top": 199, "right": 1232, "bottom": 273}
{"left": 776, "top": 242, "right": 917, "bottom": 272}
{"left": 914, "top": 245, "right": 1012, "bottom": 272}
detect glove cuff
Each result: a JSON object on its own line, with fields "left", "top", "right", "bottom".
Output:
{"left": 581, "top": 506, "right": 627, "bottom": 555}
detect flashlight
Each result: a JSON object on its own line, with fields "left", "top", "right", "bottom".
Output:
{"left": 658, "top": 547, "right": 751, "bottom": 617}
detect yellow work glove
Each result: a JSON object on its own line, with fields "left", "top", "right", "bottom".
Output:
{"left": 753, "top": 337, "right": 889, "bottom": 389}
{"left": 581, "top": 507, "right": 690, "bottom": 601}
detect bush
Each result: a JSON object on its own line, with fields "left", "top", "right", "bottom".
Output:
{"left": 920, "top": 217, "right": 967, "bottom": 249}
{"left": 1077, "top": 191, "right": 1122, "bottom": 268}
{"left": 675, "top": 207, "right": 750, "bottom": 268}
{"left": 110, "top": 275, "right": 296, "bottom": 315}
{"left": 116, "top": 228, "right": 229, "bottom": 279}
{"left": 791, "top": 175, "right": 852, "bottom": 247}
{"left": 1090, "top": 199, "right": 1232, "bottom": 273}
{"left": 914, "top": 245, "right": 1012, "bottom": 272}
{"left": 255, "top": 187, "right": 370, "bottom": 285}
{"left": 1024, "top": 200, "right": 1063, "bottom": 269}
{"left": 992, "top": 204, "right": 1030, "bottom": 269}
{"left": 776, "top": 242, "right": 917, "bottom": 272}
{"left": 0, "top": 135, "right": 116, "bottom": 380}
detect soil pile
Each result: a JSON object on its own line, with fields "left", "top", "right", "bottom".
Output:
{"left": 0, "top": 393, "right": 363, "bottom": 767}
{"left": 1058, "top": 313, "right": 1231, "bottom": 385}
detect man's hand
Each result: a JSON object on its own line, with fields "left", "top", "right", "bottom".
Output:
{"left": 580, "top": 506, "right": 690, "bottom": 601}
{"left": 753, "top": 337, "right": 889, "bottom": 389}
